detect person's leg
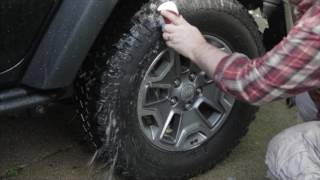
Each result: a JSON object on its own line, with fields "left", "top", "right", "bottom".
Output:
{"left": 265, "top": 121, "right": 320, "bottom": 180}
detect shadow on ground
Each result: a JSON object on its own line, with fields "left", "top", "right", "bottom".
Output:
{"left": 0, "top": 101, "right": 300, "bottom": 180}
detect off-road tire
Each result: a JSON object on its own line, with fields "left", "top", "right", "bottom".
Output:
{"left": 76, "top": 0, "right": 264, "bottom": 179}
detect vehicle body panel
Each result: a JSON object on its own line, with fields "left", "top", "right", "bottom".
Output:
{"left": 283, "top": 0, "right": 295, "bottom": 31}
{"left": 0, "top": 0, "right": 58, "bottom": 87}
{"left": 0, "top": 0, "right": 288, "bottom": 91}
{"left": 22, "top": 0, "right": 118, "bottom": 89}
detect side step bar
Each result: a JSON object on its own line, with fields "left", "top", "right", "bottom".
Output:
{"left": 0, "top": 87, "right": 59, "bottom": 114}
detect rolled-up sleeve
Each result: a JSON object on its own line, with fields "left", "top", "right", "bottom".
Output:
{"left": 213, "top": 7, "right": 320, "bottom": 105}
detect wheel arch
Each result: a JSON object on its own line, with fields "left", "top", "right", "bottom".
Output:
{"left": 22, "top": 0, "right": 274, "bottom": 90}
{"left": 237, "top": 0, "right": 263, "bottom": 10}
{"left": 237, "top": 0, "right": 288, "bottom": 50}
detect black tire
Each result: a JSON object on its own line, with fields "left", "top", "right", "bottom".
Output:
{"left": 76, "top": 0, "right": 264, "bottom": 179}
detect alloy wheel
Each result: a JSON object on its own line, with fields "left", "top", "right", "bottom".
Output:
{"left": 137, "top": 35, "right": 235, "bottom": 151}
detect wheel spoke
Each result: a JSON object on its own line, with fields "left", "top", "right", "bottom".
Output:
{"left": 169, "top": 49, "right": 182, "bottom": 77}
{"left": 201, "top": 83, "right": 234, "bottom": 112}
{"left": 159, "top": 111, "right": 182, "bottom": 144}
{"left": 147, "top": 81, "right": 172, "bottom": 89}
{"left": 140, "top": 97, "right": 175, "bottom": 140}
{"left": 201, "top": 84, "right": 223, "bottom": 112}
{"left": 141, "top": 107, "right": 163, "bottom": 127}
{"left": 204, "top": 35, "right": 232, "bottom": 54}
{"left": 139, "top": 108, "right": 162, "bottom": 140}
{"left": 188, "top": 62, "right": 201, "bottom": 74}
{"left": 143, "top": 98, "right": 172, "bottom": 123}
{"left": 219, "top": 93, "right": 235, "bottom": 112}
{"left": 146, "top": 67, "right": 174, "bottom": 88}
{"left": 175, "top": 110, "right": 209, "bottom": 149}
{"left": 145, "top": 49, "right": 182, "bottom": 88}
{"left": 195, "top": 71, "right": 214, "bottom": 87}
{"left": 194, "top": 96, "right": 224, "bottom": 128}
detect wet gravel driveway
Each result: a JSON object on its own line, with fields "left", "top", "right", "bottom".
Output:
{"left": 0, "top": 101, "right": 299, "bottom": 180}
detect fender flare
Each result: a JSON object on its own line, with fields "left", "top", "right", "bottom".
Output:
{"left": 22, "top": 0, "right": 118, "bottom": 89}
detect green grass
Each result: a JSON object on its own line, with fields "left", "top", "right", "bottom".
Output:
{"left": 5, "top": 168, "right": 19, "bottom": 178}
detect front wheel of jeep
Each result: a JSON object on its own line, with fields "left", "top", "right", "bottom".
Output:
{"left": 76, "top": 0, "right": 264, "bottom": 179}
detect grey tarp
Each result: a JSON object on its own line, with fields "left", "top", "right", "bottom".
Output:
{"left": 266, "top": 121, "right": 320, "bottom": 180}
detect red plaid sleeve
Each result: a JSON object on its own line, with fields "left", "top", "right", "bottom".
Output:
{"left": 213, "top": 4, "right": 320, "bottom": 105}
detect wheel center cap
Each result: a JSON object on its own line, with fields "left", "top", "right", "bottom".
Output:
{"left": 180, "top": 84, "right": 195, "bottom": 101}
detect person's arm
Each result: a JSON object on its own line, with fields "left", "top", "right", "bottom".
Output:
{"left": 161, "top": 11, "right": 228, "bottom": 77}
{"left": 161, "top": 8, "right": 320, "bottom": 105}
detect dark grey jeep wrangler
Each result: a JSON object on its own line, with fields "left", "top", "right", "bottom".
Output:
{"left": 0, "top": 0, "right": 289, "bottom": 179}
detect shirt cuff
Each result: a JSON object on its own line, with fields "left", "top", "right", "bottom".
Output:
{"left": 212, "top": 52, "right": 250, "bottom": 93}
{"left": 213, "top": 53, "right": 243, "bottom": 82}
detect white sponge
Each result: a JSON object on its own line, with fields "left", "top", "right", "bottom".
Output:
{"left": 157, "top": 1, "right": 179, "bottom": 15}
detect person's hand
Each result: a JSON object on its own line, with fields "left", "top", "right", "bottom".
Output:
{"left": 161, "top": 11, "right": 209, "bottom": 62}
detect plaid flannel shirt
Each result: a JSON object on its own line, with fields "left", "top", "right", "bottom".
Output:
{"left": 213, "top": 0, "right": 320, "bottom": 105}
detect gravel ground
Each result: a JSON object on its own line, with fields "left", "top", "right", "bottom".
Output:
{"left": 0, "top": 101, "right": 300, "bottom": 180}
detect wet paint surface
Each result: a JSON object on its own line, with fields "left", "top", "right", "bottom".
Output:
{"left": 0, "top": 0, "right": 55, "bottom": 73}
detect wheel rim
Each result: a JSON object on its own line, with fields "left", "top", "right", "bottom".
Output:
{"left": 137, "top": 35, "right": 235, "bottom": 151}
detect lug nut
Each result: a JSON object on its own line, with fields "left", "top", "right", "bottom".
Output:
{"left": 170, "top": 97, "right": 178, "bottom": 105}
{"left": 189, "top": 73, "right": 196, "bottom": 81}
{"left": 185, "top": 103, "right": 192, "bottom": 110}
{"left": 173, "top": 79, "right": 181, "bottom": 87}
{"left": 204, "top": 75, "right": 210, "bottom": 81}
{"left": 146, "top": 81, "right": 152, "bottom": 88}
{"left": 204, "top": 74, "right": 213, "bottom": 84}
{"left": 196, "top": 88, "right": 202, "bottom": 95}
